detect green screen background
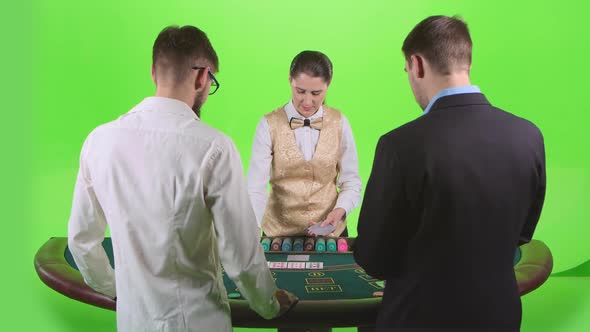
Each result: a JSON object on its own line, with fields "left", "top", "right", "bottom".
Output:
{"left": 5, "top": 0, "right": 589, "bottom": 331}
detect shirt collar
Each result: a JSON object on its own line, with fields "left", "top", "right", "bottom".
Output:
{"left": 423, "top": 85, "right": 481, "bottom": 115}
{"left": 284, "top": 99, "right": 324, "bottom": 120}
{"left": 130, "top": 96, "right": 200, "bottom": 120}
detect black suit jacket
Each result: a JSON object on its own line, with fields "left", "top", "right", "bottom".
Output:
{"left": 354, "top": 93, "right": 546, "bottom": 331}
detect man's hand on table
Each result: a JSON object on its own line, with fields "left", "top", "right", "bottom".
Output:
{"left": 274, "top": 289, "right": 298, "bottom": 317}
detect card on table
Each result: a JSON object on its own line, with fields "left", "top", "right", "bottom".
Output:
{"left": 287, "top": 255, "right": 310, "bottom": 261}
{"left": 268, "top": 261, "right": 288, "bottom": 269}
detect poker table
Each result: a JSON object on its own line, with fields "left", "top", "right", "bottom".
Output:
{"left": 35, "top": 237, "right": 553, "bottom": 328}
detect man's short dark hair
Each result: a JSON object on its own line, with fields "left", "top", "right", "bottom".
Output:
{"left": 402, "top": 15, "right": 472, "bottom": 75}
{"left": 152, "top": 25, "right": 219, "bottom": 84}
{"left": 289, "top": 50, "right": 333, "bottom": 84}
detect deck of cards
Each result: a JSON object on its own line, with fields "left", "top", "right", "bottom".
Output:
{"left": 307, "top": 223, "right": 336, "bottom": 236}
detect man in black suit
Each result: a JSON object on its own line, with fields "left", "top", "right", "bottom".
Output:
{"left": 354, "top": 15, "right": 546, "bottom": 331}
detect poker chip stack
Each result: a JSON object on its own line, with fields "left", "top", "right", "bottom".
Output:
{"left": 326, "top": 238, "right": 337, "bottom": 252}
{"left": 304, "top": 237, "right": 315, "bottom": 251}
{"left": 293, "top": 238, "right": 304, "bottom": 251}
{"left": 281, "top": 237, "right": 293, "bottom": 251}
{"left": 337, "top": 238, "right": 349, "bottom": 252}
{"left": 315, "top": 238, "right": 326, "bottom": 252}
{"left": 261, "top": 237, "right": 271, "bottom": 252}
{"left": 271, "top": 237, "right": 283, "bottom": 251}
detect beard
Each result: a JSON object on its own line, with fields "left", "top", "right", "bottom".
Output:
{"left": 192, "top": 90, "right": 206, "bottom": 118}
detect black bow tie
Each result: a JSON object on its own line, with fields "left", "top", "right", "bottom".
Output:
{"left": 289, "top": 117, "right": 323, "bottom": 130}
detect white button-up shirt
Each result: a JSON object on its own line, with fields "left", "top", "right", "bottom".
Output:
{"left": 67, "top": 97, "right": 279, "bottom": 332}
{"left": 247, "top": 100, "right": 362, "bottom": 226}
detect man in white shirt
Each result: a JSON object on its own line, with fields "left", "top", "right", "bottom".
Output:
{"left": 67, "top": 25, "right": 296, "bottom": 332}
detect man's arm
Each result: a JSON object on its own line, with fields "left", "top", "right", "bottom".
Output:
{"left": 354, "top": 135, "right": 409, "bottom": 280}
{"left": 67, "top": 137, "right": 116, "bottom": 298}
{"left": 205, "top": 136, "right": 279, "bottom": 319}
{"left": 246, "top": 118, "right": 272, "bottom": 228}
{"left": 519, "top": 130, "right": 546, "bottom": 245}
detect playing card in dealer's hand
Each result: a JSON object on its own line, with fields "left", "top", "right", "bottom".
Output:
{"left": 306, "top": 223, "right": 336, "bottom": 236}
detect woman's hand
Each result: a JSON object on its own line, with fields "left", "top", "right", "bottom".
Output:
{"left": 320, "top": 208, "right": 346, "bottom": 227}
{"left": 307, "top": 208, "right": 346, "bottom": 236}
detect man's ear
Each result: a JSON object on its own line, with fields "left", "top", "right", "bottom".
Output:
{"left": 194, "top": 66, "right": 209, "bottom": 91}
{"left": 151, "top": 65, "right": 157, "bottom": 85}
{"left": 411, "top": 54, "right": 425, "bottom": 79}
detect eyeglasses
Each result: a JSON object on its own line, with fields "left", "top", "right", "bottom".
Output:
{"left": 191, "top": 66, "right": 220, "bottom": 95}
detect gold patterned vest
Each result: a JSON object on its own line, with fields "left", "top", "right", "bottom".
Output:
{"left": 261, "top": 106, "right": 345, "bottom": 236}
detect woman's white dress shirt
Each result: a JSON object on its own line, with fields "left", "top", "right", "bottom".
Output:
{"left": 68, "top": 97, "right": 279, "bottom": 332}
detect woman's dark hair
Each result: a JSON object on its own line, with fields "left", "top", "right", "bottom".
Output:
{"left": 289, "top": 50, "right": 333, "bottom": 84}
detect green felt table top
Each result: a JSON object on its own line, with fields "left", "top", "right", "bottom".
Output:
{"left": 224, "top": 252, "right": 383, "bottom": 300}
